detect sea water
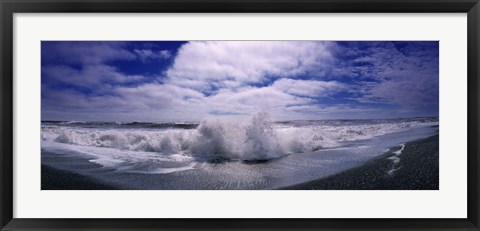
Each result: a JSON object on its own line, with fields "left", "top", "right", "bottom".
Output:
{"left": 41, "top": 113, "right": 439, "bottom": 189}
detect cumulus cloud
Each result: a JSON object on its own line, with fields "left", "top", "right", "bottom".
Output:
{"left": 272, "top": 78, "right": 345, "bottom": 97}
{"left": 42, "top": 42, "right": 151, "bottom": 88}
{"left": 114, "top": 83, "right": 204, "bottom": 109}
{"left": 166, "top": 41, "right": 334, "bottom": 91}
{"left": 41, "top": 41, "right": 439, "bottom": 121}
{"left": 208, "top": 86, "right": 313, "bottom": 112}
{"left": 42, "top": 83, "right": 207, "bottom": 121}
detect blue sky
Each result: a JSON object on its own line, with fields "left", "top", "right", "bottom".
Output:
{"left": 41, "top": 41, "right": 439, "bottom": 122}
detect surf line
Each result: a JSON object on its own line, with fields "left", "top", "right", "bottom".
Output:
{"left": 387, "top": 143, "right": 405, "bottom": 174}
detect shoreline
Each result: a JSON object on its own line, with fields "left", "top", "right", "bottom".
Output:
{"left": 41, "top": 134, "right": 439, "bottom": 190}
{"left": 279, "top": 134, "right": 439, "bottom": 190}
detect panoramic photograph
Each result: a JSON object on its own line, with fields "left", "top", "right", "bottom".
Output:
{"left": 41, "top": 41, "right": 439, "bottom": 190}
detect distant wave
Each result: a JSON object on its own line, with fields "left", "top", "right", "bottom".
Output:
{"left": 41, "top": 114, "right": 438, "bottom": 161}
{"left": 42, "top": 121, "right": 199, "bottom": 130}
{"left": 275, "top": 117, "right": 438, "bottom": 127}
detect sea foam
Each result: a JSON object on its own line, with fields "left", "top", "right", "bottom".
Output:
{"left": 41, "top": 113, "right": 438, "bottom": 161}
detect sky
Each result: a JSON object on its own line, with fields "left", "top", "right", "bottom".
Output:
{"left": 41, "top": 41, "right": 439, "bottom": 122}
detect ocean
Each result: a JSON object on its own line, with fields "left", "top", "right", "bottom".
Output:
{"left": 41, "top": 114, "right": 439, "bottom": 189}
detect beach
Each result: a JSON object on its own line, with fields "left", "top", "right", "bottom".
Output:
{"left": 281, "top": 134, "right": 439, "bottom": 190}
{"left": 41, "top": 133, "right": 439, "bottom": 190}
{"left": 42, "top": 165, "right": 117, "bottom": 190}
{"left": 40, "top": 118, "right": 439, "bottom": 190}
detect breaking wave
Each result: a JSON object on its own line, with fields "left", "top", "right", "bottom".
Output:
{"left": 41, "top": 113, "right": 438, "bottom": 161}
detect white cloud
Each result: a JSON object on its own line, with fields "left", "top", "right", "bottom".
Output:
{"left": 41, "top": 41, "right": 439, "bottom": 121}
{"left": 42, "top": 42, "right": 148, "bottom": 88}
{"left": 329, "top": 42, "right": 438, "bottom": 112}
{"left": 134, "top": 49, "right": 171, "bottom": 62}
{"left": 352, "top": 45, "right": 438, "bottom": 110}
{"left": 201, "top": 86, "right": 316, "bottom": 120}
{"left": 166, "top": 41, "right": 334, "bottom": 91}
{"left": 43, "top": 83, "right": 208, "bottom": 121}
{"left": 43, "top": 64, "right": 145, "bottom": 87}
{"left": 211, "top": 86, "right": 311, "bottom": 107}
{"left": 272, "top": 78, "right": 345, "bottom": 97}
{"left": 367, "top": 74, "right": 438, "bottom": 109}
{"left": 115, "top": 83, "right": 203, "bottom": 100}
{"left": 111, "top": 83, "right": 205, "bottom": 112}
{"left": 284, "top": 104, "right": 386, "bottom": 120}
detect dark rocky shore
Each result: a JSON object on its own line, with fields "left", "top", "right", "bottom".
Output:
{"left": 41, "top": 165, "right": 117, "bottom": 190}
{"left": 281, "top": 134, "right": 439, "bottom": 190}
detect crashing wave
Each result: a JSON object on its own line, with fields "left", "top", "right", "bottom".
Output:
{"left": 41, "top": 113, "right": 438, "bottom": 161}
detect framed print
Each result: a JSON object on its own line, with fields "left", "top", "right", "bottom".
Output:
{"left": 1, "top": 0, "right": 479, "bottom": 230}
{"left": 38, "top": 40, "right": 441, "bottom": 191}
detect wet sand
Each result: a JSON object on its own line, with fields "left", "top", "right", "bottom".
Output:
{"left": 280, "top": 134, "right": 439, "bottom": 190}
{"left": 41, "top": 134, "right": 439, "bottom": 190}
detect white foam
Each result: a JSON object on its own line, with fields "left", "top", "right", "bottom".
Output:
{"left": 42, "top": 140, "right": 196, "bottom": 174}
{"left": 126, "top": 162, "right": 197, "bottom": 174}
{"left": 88, "top": 158, "right": 125, "bottom": 168}
{"left": 387, "top": 143, "right": 406, "bottom": 174}
{"left": 41, "top": 114, "right": 437, "bottom": 161}
{"left": 387, "top": 167, "right": 402, "bottom": 175}
{"left": 387, "top": 155, "right": 401, "bottom": 164}
{"left": 393, "top": 143, "right": 406, "bottom": 155}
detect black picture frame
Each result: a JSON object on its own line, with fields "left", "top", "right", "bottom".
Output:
{"left": 1, "top": 0, "right": 479, "bottom": 230}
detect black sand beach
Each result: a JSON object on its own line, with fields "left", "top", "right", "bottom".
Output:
{"left": 42, "top": 165, "right": 117, "bottom": 190}
{"left": 281, "top": 134, "right": 439, "bottom": 190}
